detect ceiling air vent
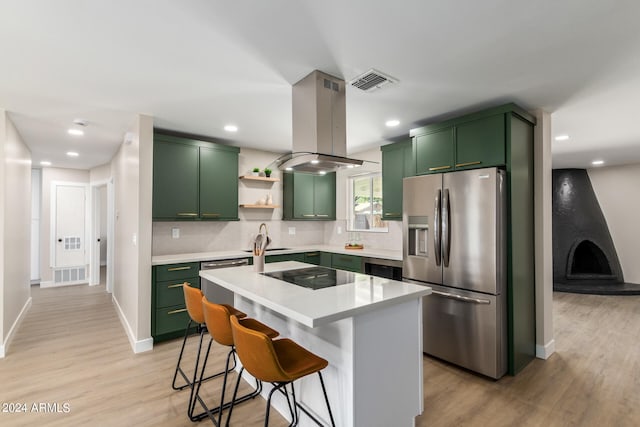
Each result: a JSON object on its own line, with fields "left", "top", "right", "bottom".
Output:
{"left": 349, "top": 68, "right": 397, "bottom": 92}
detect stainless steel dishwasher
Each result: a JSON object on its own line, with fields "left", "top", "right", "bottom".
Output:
{"left": 200, "top": 258, "right": 249, "bottom": 306}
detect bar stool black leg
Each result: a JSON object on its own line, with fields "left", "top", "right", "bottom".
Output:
{"left": 318, "top": 372, "right": 336, "bottom": 427}
{"left": 171, "top": 319, "right": 193, "bottom": 390}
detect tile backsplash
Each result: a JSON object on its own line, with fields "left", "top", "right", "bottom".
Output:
{"left": 152, "top": 219, "right": 403, "bottom": 255}
{"left": 152, "top": 220, "right": 326, "bottom": 255}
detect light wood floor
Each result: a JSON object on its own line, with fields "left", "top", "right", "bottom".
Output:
{"left": 1, "top": 286, "right": 639, "bottom": 426}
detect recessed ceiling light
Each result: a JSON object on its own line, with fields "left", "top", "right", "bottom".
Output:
{"left": 66, "top": 151, "right": 79, "bottom": 157}
{"left": 555, "top": 135, "right": 570, "bottom": 141}
{"left": 592, "top": 160, "right": 604, "bottom": 166}
{"left": 285, "top": 167, "right": 293, "bottom": 171}
{"left": 224, "top": 124, "right": 238, "bottom": 132}
{"left": 311, "top": 159, "right": 320, "bottom": 165}
{"left": 347, "top": 164, "right": 355, "bottom": 169}
{"left": 68, "top": 128, "right": 84, "bottom": 136}
{"left": 318, "top": 171, "right": 327, "bottom": 175}
{"left": 385, "top": 119, "right": 400, "bottom": 127}
{"left": 40, "top": 161, "right": 51, "bottom": 166}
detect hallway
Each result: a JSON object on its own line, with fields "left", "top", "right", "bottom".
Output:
{"left": 0, "top": 284, "right": 287, "bottom": 426}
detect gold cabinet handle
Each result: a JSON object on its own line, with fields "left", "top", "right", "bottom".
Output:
{"left": 306, "top": 252, "right": 319, "bottom": 257}
{"left": 167, "top": 308, "right": 187, "bottom": 315}
{"left": 201, "top": 213, "right": 220, "bottom": 217}
{"left": 455, "top": 161, "right": 482, "bottom": 168}
{"left": 167, "top": 266, "right": 191, "bottom": 272}
{"left": 384, "top": 212, "right": 401, "bottom": 216}
{"left": 316, "top": 214, "right": 329, "bottom": 217}
{"left": 428, "top": 165, "right": 451, "bottom": 171}
{"left": 167, "top": 283, "right": 185, "bottom": 289}
{"left": 177, "top": 213, "right": 198, "bottom": 217}
{"left": 303, "top": 214, "right": 315, "bottom": 217}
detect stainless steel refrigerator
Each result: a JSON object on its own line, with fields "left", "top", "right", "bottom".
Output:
{"left": 402, "top": 167, "right": 507, "bottom": 379}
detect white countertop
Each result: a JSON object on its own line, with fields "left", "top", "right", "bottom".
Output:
{"left": 199, "top": 261, "right": 430, "bottom": 328}
{"left": 152, "top": 244, "right": 402, "bottom": 266}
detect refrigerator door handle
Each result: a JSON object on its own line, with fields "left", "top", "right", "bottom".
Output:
{"left": 434, "top": 189, "right": 441, "bottom": 266}
{"left": 442, "top": 188, "right": 451, "bottom": 267}
{"left": 431, "top": 290, "right": 491, "bottom": 305}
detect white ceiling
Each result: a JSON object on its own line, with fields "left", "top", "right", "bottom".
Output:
{"left": 2, "top": 0, "right": 640, "bottom": 170}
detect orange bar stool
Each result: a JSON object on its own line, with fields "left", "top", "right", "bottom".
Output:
{"left": 227, "top": 315, "right": 336, "bottom": 427}
{"left": 172, "top": 284, "right": 246, "bottom": 421}
{"left": 191, "top": 297, "right": 279, "bottom": 425}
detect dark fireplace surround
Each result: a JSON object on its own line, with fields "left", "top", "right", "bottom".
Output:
{"left": 552, "top": 169, "right": 632, "bottom": 294}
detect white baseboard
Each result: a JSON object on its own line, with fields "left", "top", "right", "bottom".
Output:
{"left": 1, "top": 297, "right": 32, "bottom": 358}
{"left": 112, "top": 295, "right": 153, "bottom": 354}
{"left": 536, "top": 339, "right": 556, "bottom": 359}
{"left": 40, "top": 280, "right": 88, "bottom": 288}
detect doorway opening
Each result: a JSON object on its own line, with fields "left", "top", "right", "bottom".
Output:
{"left": 90, "top": 178, "right": 115, "bottom": 293}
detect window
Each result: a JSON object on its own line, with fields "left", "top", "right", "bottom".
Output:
{"left": 348, "top": 173, "right": 387, "bottom": 232}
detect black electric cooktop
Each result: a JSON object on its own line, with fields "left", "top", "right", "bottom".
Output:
{"left": 262, "top": 266, "right": 356, "bottom": 290}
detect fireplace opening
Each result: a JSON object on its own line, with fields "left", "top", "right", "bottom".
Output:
{"left": 566, "top": 240, "right": 615, "bottom": 280}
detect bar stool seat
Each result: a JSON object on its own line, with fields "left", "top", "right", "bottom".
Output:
{"left": 191, "top": 297, "right": 279, "bottom": 425}
{"left": 173, "top": 284, "right": 246, "bottom": 422}
{"left": 228, "top": 315, "right": 335, "bottom": 427}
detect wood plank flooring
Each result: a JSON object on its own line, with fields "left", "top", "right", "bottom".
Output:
{"left": 2, "top": 285, "right": 639, "bottom": 426}
{"left": 0, "top": 284, "right": 288, "bottom": 427}
{"left": 417, "top": 292, "right": 640, "bottom": 427}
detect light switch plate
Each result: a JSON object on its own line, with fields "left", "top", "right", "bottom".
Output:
{"left": 337, "top": 226, "right": 342, "bottom": 235}
{"left": 288, "top": 227, "right": 296, "bottom": 236}
{"left": 172, "top": 227, "right": 180, "bottom": 239}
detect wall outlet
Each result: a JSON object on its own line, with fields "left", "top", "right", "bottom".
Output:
{"left": 132, "top": 233, "right": 137, "bottom": 246}
{"left": 337, "top": 226, "right": 342, "bottom": 235}
{"left": 172, "top": 227, "right": 180, "bottom": 239}
{"left": 288, "top": 227, "right": 296, "bottom": 236}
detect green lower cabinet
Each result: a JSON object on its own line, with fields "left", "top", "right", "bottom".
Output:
{"left": 152, "top": 262, "right": 200, "bottom": 342}
{"left": 265, "top": 253, "right": 306, "bottom": 263}
{"left": 304, "top": 251, "right": 331, "bottom": 266}
{"left": 331, "top": 253, "right": 363, "bottom": 273}
{"left": 155, "top": 306, "right": 192, "bottom": 337}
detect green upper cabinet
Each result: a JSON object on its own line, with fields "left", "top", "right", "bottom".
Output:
{"left": 153, "top": 140, "right": 199, "bottom": 219}
{"left": 411, "top": 107, "right": 513, "bottom": 175}
{"left": 381, "top": 139, "right": 414, "bottom": 220}
{"left": 455, "top": 114, "right": 505, "bottom": 170}
{"left": 153, "top": 132, "right": 239, "bottom": 221}
{"left": 199, "top": 145, "right": 238, "bottom": 220}
{"left": 415, "top": 127, "right": 455, "bottom": 175}
{"left": 283, "top": 172, "right": 336, "bottom": 220}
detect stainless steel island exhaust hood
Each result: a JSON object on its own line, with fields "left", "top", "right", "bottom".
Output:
{"left": 274, "top": 70, "right": 365, "bottom": 173}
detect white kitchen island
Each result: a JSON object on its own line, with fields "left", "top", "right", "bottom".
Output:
{"left": 200, "top": 261, "right": 431, "bottom": 427}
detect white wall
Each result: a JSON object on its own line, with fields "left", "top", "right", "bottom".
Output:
{"left": 588, "top": 163, "right": 640, "bottom": 284}
{"left": 39, "top": 168, "right": 89, "bottom": 283}
{"left": 534, "top": 110, "right": 554, "bottom": 359}
{"left": 1, "top": 110, "right": 32, "bottom": 357}
{"left": 112, "top": 114, "right": 153, "bottom": 352}
{"left": 31, "top": 169, "right": 41, "bottom": 281}
{"left": 99, "top": 185, "right": 107, "bottom": 265}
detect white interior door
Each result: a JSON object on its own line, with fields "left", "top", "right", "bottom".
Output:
{"left": 54, "top": 184, "right": 87, "bottom": 268}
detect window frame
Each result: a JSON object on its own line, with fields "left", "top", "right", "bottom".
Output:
{"left": 346, "top": 172, "right": 388, "bottom": 233}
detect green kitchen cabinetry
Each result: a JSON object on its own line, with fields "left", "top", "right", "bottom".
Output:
{"left": 381, "top": 139, "right": 415, "bottom": 220}
{"left": 304, "top": 251, "right": 331, "bottom": 267}
{"left": 152, "top": 262, "right": 200, "bottom": 342}
{"left": 153, "top": 132, "right": 239, "bottom": 221}
{"left": 283, "top": 172, "right": 336, "bottom": 220}
{"left": 331, "top": 253, "right": 363, "bottom": 273}
{"left": 265, "top": 253, "right": 306, "bottom": 263}
{"left": 411, "top": 108, "right": 509, "bottom": 175}
{"left": 411, "top": 103, "right": 536, "bottom": 376}
{"left": 414, "top": 127, "right": 455, "bottom": 175}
